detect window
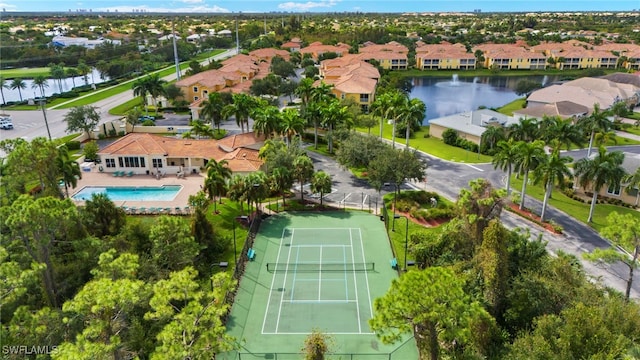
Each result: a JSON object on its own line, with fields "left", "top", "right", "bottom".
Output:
{"left": 193, "top": 86, "right": 198, "bottom": 93}
{"left": 152, "top": 158, "right": 163, "bottom": 168}
{"left": 194, "top": 96, "right": 199, "bottom": 101}
{"left": 203, "top": 90, "right": 208, "bottom": 97}
{"left": 607, "top": 184, "right": 621, "bottom": 196}
{"left": 105, "top": 158, "right": 116, "bottom": 168}
{"left": 360, "top": 94, "right": 369, "bottom": 103}
{"left": 118, "top": 157, "right": 146, "bottom": 168}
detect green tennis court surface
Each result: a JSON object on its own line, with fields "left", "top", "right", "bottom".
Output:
{"left": 221, "top": 212, "right": 418, "bottom": 359}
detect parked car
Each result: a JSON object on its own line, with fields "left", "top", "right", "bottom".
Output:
{"left": 0, "top": 117, "right": 13, "bottom": 130}
{"left": 138, "top": 115, "right": 155, "bottom": 122}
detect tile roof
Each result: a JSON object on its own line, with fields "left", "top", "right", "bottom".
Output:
{"left": 175, "top": 69, "right": 240, "bottom": 88}
{"left": 514, "top": 101, "right": 589, "bottom": 119}
{"left": 98, "top": 132, "right": 265, "bottom": 173}
{"left": 430, "top": 109, "right": 518, "bottom": 137}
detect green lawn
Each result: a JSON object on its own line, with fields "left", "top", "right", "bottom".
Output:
{"left": 622, "top": 126, "right": 640, "bottom": 137}
{"left": 509, "top": 176, "right": 640, "bottom": 233}
{"left": 0, "top": 67, "right": 57, "bottom": 79}
{"left": 356, "top": 122, "right": 493, "bottom": 163}
{"left": 496, "top": 98, "right": 527, "bottom": 116}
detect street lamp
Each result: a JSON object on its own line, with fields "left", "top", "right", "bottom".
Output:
{"left": 40, "top": 99, "right": 51, "bottom": 140}
{"left": 394, "top": 214, "right": 409, "bottom": 271}
{"left": 232, "top": 220, "right": 237, "bottom": 266}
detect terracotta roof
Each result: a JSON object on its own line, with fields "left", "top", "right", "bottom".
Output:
{"left": 248, "top": 48, "right": 290, "bottom": 61}
{"left": 323, "top": 73, "right": 377, "bottom": 94}
{"left": 98, "top": 132, "right": 265, "bottom": 173}
{"left": 175, "top": 69, "right": 240, "bottom": 88}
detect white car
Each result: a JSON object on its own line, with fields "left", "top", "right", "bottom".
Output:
{"left": 0, "top": 118, "right": 13, "bottom": 130}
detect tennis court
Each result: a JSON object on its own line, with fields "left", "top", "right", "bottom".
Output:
{"left": 222, "top": 211, "right": 418, "bottom": 359}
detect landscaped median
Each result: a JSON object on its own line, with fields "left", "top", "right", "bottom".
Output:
{"left": 355, "top": 123, "right": 493, "bottom": 164}
{"left": 508, "top": 176, "right": 640, "bottom": 233}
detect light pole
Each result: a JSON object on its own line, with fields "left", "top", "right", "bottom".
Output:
{"left": 232, "top": 220, "right": 237, "bottom": 267}
{"left": 392, "top": 184, "right": 398, "bottom": 231}
{"left": 394, "top": 214, "right": 409, "bottom": 271}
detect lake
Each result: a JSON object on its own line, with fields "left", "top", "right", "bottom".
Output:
{"left": 410, "top": 75, "right": 558, "bottom": 124}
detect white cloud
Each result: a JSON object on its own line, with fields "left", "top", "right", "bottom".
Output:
{"left": 278, "top": 0, "right": 339, "bottom": 11}
{"left": 181, "top": 0, "right": 204, "bottom": 4}
{"left": 94, "top": 4, "right": 230, "bottom": 13}
{"left": 0, "top": 2, "right": 17, "bottom": 10}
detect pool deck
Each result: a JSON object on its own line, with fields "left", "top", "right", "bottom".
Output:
{"left": 71, "top": 168, "right": 205, "bottom": 211}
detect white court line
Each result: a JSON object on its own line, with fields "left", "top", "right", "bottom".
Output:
{"left": 295, "top": 278, "right": 343, "bottom": 282}
{"left": 282, "top": 299, "right": 356, "bottom": 304}
{"left": 362, "top": 194, "right": 369, "bottom": 206}
{"left": 318, "top": 245, "right": 323, "bottom": 301}
{"left": 288, "top": 227, "right": 358, "bottom": 230}
{"left": 290, "top": 244, "right": 350, "bottom": 248}
{"left": 289, "top": 244, "right": 301, "bottom": 301}
{"left": 262, "top": 331, "right": 376, "bottom": 335}
{"left": 275, "top": 228, "right": 295, "bottom": 333}
{"left": 262, "top": 227, "right": 288, "bottom": 334}
{"left": 465, "top": 163, "right": 484, "bottom": 172}
{"left": 359, "top": 228, "right": 374, "bottom": 320}
{"left": 349, "top": 228, "right": 362, "bottom": 333}
{"left": 343, "top": 244, "right": 349, "bottom": 301}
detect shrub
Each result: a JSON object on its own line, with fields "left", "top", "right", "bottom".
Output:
{"left": 59, "top": 91, "right": 79, "bottom": 99}
{"left": 442, "top": 129, "right": 459, "bottom": 146}
{"left": 65, "top": 140, "right": 81, "bottom": 150}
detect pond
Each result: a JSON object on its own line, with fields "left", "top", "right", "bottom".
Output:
{"left": 410, "top": 75, "right": 560, "bottom": 124}
{"left": 2, "top": 68, "right": 108, "bottom": 103}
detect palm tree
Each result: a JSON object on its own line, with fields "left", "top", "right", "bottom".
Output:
{"left": 66, "top": 68, "right": 79, "bottom": 89}
{"left": 293, "top": 155, "right": 314, "bottom": 202}
{"left": 514, "top": 140, "right": 546, "bottom": 210}
{"left": 190, "top": 120, "right": 214, "bottom": 139}
{"left": 542, "top": 117, "right": 584, "bottom": 151}
{"left": 0, "top": 76, "right": 7, "bottom": 105}
{"left": 10, "top": 78, "right": 26, "bottom": 102}
{"left": 77, "top": 60, "right": 91, "bottom": 86}
{"left": 492, "top": 139, "right": 521, "bottom": 196}
{"left": 481, "top": 125, "right": 507, "bottom": 154}
{"left": 224, "top": 93, "right": 255, "bottom": 133}
{"left": 280, "top": 108, "right": 306, "bottom": 145}
{"left": 56, "top": 145, "right": 82, "bottom": 198}
{"left": 145, "top": 74, "right": 167, "bottom": 114}
{"left": 295, "top": 77, "right": 315, "bottom": 111}
{"left": 311, "top": 171, "right": 332, "bottom": 206}
{"left": 252, "top": 104, "right": 281, "bottom": 139}
{"left": 270, "top": 167, "right": 292, "bottom": 206}
{"left": 49, "top": 62, "right": 66, "bottom": 93}
{"left": 623, "top": 167, "right": 640, "bottom": 206}
{"left": 574, "top": 147, "right": 626, "bottom": 223}
{"left": 595, "top": 130, "right": 617, "bottom": 146}
{"left": 370, "top": 91, "right": 391, "bottom": 140}
{"left": 200, "top": 92, "right": 226, "bottom": 131}
{"left": 227, "top": 174, "right": 248, "bottom": 214}
{"left": 31, "top": 75, "right": 50, "bottom": 98}
{"left": 204, "top": 159, "right": 232, "bottom": 213}
{"left": 303, "top": 101, "right": 324, "bottom": 150}
{"left": 132, "top": 77, "right": 150, "bottom": 114}
{"left": 580, "top": 103, "right": 612, "bottom": 157}
{"left": 532, "top": 150, "right": 573, "bottom": 221}
{"left": 321, "top": 99, "right": 354, "bottom": 154}
{"left": 399, "top": 97, "right": 426, "bottom": 148}
{"left": 507, "top": 117, "right": 539, "bottom": 142}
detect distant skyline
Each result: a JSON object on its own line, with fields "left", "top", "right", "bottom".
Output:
{"left": 0, "top": 0, "right": 638, "bottom": 14}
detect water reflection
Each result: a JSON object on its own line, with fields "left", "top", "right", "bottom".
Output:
{"left": 2, "top": 69, "right": 108, "bottom": 103}
{"left": 411, "top": 75, "right": 557, "bottom": 124}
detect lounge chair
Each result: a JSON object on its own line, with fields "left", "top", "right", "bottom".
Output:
{"left": 139, "top": 207, "right": 147, "bottom": 214}
{"left": 113, "top": 171, "right": 119, "bottom": 177}
{"left": 127, "top": 171, "right": 134, "bottom": 177}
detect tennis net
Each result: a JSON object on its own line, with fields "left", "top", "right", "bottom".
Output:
{"left": 266, "top": 262, "right": 375, "bottom": 273}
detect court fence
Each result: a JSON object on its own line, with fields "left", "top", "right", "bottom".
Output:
{"left": 231, "top": 336, "right": 417, "bottom": 360}
{"left": 222, "top": 211, "right": 264, "bottom": 323}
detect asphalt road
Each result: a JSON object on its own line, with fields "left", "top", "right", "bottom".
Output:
{"left": 307, "top": 138, "right": 640, "bottom": 299}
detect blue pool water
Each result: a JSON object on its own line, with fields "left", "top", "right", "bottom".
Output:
{"left": 72, "top": 185, "right": 182, "bottom": 202}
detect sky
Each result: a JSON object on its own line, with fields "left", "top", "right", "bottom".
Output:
{"left": 0, "top": 0, "right": 638, "bottom": 14}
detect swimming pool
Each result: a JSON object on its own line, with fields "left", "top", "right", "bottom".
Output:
{"left": 72, "top": 185, "right": 183, "bottom": 202}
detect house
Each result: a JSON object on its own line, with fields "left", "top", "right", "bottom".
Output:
{"left": 576, "top": 152, "right": 639, "bottom": 207}
{"left": 51, "top": 35, "right": 121, "bottom": 49}
{"left": 300, "top": 41, "right": 351, "bottom": 61}
{"left": 358, "top": 41, "right": 409, "bottom": 70}
{"left": 98, "top": 132, "right": 265, "bottom": 176}
{"left": 526, "top": 77, "right": 640, "bottom": 112}
{"left": 248, "top": 48, "right": 290, "bottom": 62}
{"left": 281, "top": 37, "right": 302, "bottom": 52}
{"left": 318, "top": 56, "right": 379, "bottom": 112}
{"left": 415, "top": 43, "right": 476, "bottom": 70}
{"left": 513, "top": 101, "right": 589, "bottom": 120}
{"left": 428, "top": 109, "right": 518, "bottom": 145}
